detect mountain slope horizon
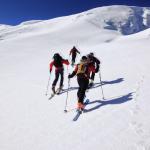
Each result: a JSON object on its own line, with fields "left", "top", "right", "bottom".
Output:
{"left": 0, "top": 5, "right": 150, "bottom": 40}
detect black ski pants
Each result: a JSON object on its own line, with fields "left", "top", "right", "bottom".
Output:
{"left": 77, "top": 76, "right": 89, "bottom": 104}
{"left": 91, "top": 72, "right": 95, "bottom": 80}
{"left": 72, "top": 53, "right": 77, "bottom": 64}
{"left": 52, "top": 69, "right": 64, "bottom": 87}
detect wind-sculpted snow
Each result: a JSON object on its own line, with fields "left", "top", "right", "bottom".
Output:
{"left": 76, "top": 5, "right": 150, "bottom": 35}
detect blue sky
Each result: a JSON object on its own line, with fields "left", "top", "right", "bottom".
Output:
{"left": 0, "top": 0, "right": 150, "bottom": 25}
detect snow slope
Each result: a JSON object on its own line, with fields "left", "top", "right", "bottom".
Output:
{"left": 0, "top": 5, "right": 150, "bottom": 150}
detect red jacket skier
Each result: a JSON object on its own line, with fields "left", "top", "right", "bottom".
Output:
{"left": 50, "top": 53, "right": 69, "bottom": 93}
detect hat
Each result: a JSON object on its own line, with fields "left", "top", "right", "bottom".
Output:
{"left": 80, "top": 56, "right": 87, "bottom": 63}
{"left": 87, "top": 52, "right": 94, "bottom": 59}
{"left": 90, "top": 52, "right": 94, "bottom": 56}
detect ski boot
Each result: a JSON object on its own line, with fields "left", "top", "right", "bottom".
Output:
{"left": 57, "top": 85, "right": 63, "bottom": 94}
{"left": 77, "top": 102, "right": 85, "bottom": 112}
{"left": 52, "top": 85, "right": 56, "bottom": 94}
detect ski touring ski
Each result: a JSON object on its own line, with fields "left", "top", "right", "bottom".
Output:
{"left": 73, "top": 99, "right": 89, "bottom": 121}
{"left": 48, "top": 93, "right": 56, "bottom": 100}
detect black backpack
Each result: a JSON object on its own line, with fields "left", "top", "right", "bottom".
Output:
{"left": 53, "top": 53, "right": 63, "bottom": 68}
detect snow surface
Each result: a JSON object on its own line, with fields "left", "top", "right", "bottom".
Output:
{"left": 0, "top": 5, "right": 150, "bottom": 150}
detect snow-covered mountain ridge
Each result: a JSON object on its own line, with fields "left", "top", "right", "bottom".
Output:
{"left": 81, "top": 5, "right": 150, "bottom": 35}
{"left": 0, "top": 5, "right": 150, "bottom": 150}
{"left": 0, "top": 5, "right": 150, "bottom": 40}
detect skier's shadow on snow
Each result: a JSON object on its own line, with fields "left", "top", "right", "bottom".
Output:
{"left": 84, "top": 92, "right": 133, "bottom": 113}
{"left": 101, "top": 78, "right": 124, "bottom": 85}
{"left": 89, "top": 78, "right": 124, "bottom": 89}
{"left": 59, "top": 78, "right": 124, "bottom": 95}
{"left": 59, "top": 86, "right": 78, "bottom": 94}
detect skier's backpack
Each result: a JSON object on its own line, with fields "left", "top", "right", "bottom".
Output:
{"left": 53, "top": 53, "right": 63, "bottom": 67}
{"left": 77, "top": 62, "right": 87, "bottom": 75}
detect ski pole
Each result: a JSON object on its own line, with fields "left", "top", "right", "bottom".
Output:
{"left": 45, "top": 74, "right": 51, "bottom": 96}
{"left": 99, "top": 66, "right": 105, "bottom": 100}
{"left": 66, "top": 64, "right": 69, "bottom": 75}
{"left": 64, "top": 78, "right": 70, "bottom": 112}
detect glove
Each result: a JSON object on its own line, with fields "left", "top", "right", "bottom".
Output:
{"left": 68, "top": 74, "right": 72, "bottom": 78}
{"left": 50, "top": 69, "right": 52, "bottom": 74}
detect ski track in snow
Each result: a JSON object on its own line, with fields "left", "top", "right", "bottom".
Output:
{"left": 129, "top": 75, "right": 150, "bottom": 150}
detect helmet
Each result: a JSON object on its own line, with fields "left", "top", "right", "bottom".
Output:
{"left": 89, "top": 52, "right": 94, "bottom": 56}
{"left": 81, "top": 56, "right": 87, "bottom": 60}
{"left": 87, "top": 52, "right": 94, "bottom": 59}
{"left": 80, "top": 56, "right": 87, "bottom": 62}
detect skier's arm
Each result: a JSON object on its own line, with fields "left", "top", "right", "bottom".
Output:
{"left": 68, "top": 65, "right": 78, "bottom": 78}
{"left": 96, "top": 58, "right": 101, "bottom": 73}
{"left": 62, "top": 59, "right": 69, "bottom": 65}
{"left": 49, "top": 61, "right": 54, "bottom": 73}
{"left": 69, "top": 49, "right": 72, "bottom": 55}
{"left": 68, "top": 71, "right": 76, "bottom": 78}
{"left": 95, "top": 57, "right": 100, "bottom": 65}
{"left": 77, "top": 49, "right": 80, "bottom": 54}
{"left": 95, "top": 65, "right": 99, "bottom": 73}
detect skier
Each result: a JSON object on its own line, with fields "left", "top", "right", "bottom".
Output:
{"left": 50, "top": 53, "right": 69, "bottom": 94}
{"left": 69, "top": 46, "right": 80, "bottom": 66}
{"left": 68, "top": 56, "right": 95, "bottom": 110}
{"left": 87, "top": 52, "right": 100, "bottom": 87}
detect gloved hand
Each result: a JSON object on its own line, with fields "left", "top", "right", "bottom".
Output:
{"left": 68, "top": 74, "right": 72, "bottom": 78}
{"left": 50, "top": 69, "right": 52, "bottom": 74}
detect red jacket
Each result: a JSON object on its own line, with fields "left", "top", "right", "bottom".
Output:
{"left": 50, "top": 59, "right": 69, "bottom": 72}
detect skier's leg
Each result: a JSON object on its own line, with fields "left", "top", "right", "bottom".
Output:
{"left": 77, "top": 78, "right": 89, "bottom": 104}
{"left": 72, "top": 54, "right": 76, "bottom": 65}
{"left": 52, "top": 71, "right": 59, "bottom": 93}
{"left": 60, "top": 69, "right": 64, "bottom": 89}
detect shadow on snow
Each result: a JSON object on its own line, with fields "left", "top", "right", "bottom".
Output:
{"left": 59, "top": 77, "right": 124, "bottom": 95}
{"left": 84, "top": 92, "right": 133, "bottom": 113}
